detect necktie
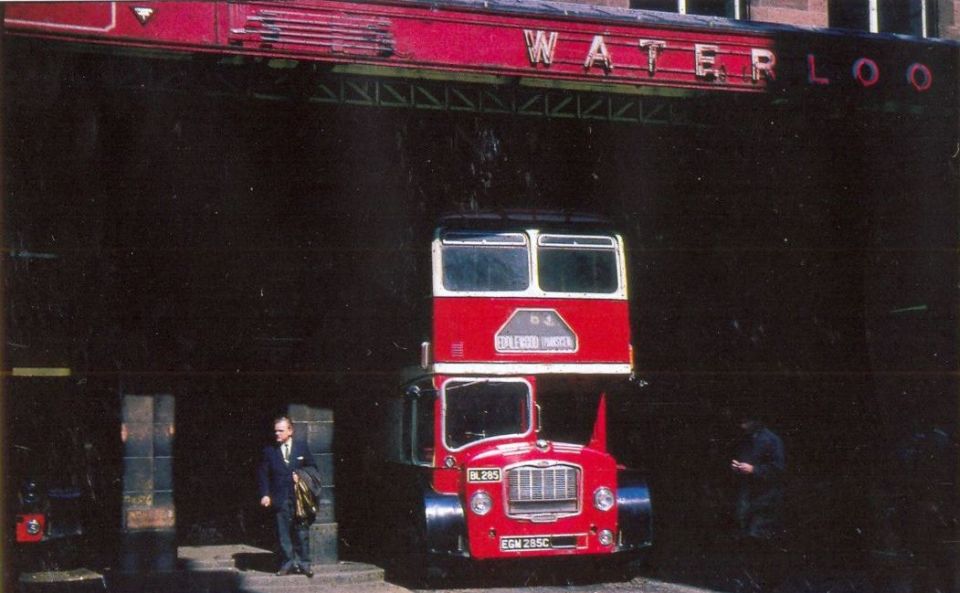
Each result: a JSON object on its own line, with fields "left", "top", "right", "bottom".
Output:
{"left": 283, "top": 443, "right": 290, "bottom": 465}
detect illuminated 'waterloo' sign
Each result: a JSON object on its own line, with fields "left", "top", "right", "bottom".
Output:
{"left": 4, "top": 1, "right": 946, "bottom": 95}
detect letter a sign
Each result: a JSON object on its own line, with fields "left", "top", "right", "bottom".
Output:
{"left": 524, "top": 30, "right": 559, "bottom": 66}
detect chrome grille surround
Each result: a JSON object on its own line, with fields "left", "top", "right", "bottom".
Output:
{"left": 505, "top": 462, "right": 581, "bottom": 521}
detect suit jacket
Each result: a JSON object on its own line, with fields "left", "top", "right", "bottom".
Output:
{"left": 258, "top": 439, "right": 317, "bottom": 505}
{"left": 734, "top": 426, "right": 785, "bottom": 539}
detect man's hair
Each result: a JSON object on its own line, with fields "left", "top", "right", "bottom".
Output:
{"left": 273, "top": 416, "right": 293, "bottom": 430}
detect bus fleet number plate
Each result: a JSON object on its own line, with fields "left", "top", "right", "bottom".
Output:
{"left": 467, "top": 468, "right": 501, "bottom": 483}
{"left": 500, "top": 536, "right": 552, "bottom": 551}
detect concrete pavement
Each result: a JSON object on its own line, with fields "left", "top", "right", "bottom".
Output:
{"left": 19, "top": 544, "right": 731, "bottom": 593}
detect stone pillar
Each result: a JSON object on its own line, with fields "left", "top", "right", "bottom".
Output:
{"left": 118, "top": 394, "right": 176, "bottom": 573}
{"left": 288, "top": 404, "right": 337, "bottom": 564}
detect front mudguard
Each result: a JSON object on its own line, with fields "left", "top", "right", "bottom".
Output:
{"left": 616, "top": 470, "right": 653, "bottom": 551}
{"left": 422, "top": 487, "right": 467, "bottom": 556}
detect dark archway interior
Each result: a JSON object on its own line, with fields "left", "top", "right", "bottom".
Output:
{"left": 4, "top": 39, "right": 958, "bottom": 583}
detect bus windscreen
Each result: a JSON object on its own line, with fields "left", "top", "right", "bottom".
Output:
{"left": 444, "top": 380, "right": 531, "bottom": 449}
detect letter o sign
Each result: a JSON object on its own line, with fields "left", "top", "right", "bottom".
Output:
{"left": 852, "top": 58, "right": 879, "bottom": 87}
{"left": 907, "top": 63, "right": 932, "bottom": 92}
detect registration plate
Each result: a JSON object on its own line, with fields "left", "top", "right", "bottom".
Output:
{"left": 500, "top": 536, "right": 552, "bottom": 551}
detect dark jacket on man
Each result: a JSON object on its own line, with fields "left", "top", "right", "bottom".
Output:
{"left": 258, "top": 440, "right": 317, "bottom": 506}
{"left": 735, "top": 424, "right": 785, "bottom": 540}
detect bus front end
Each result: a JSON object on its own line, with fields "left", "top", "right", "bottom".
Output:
{"left": 416, "top": 375, "right": 651, "bottom": 560}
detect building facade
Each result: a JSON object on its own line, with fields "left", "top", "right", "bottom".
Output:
{"left": 569, "top": 0, "right": 960, "bottom": 40}
{"left": 3, "top": 1, "right": 958, "bottom": 591}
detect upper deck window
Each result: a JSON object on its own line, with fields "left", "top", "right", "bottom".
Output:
{"left": 436, "top": 228, "right": 625, "bottom": 298}
{"left": 441, "top": 232, "right": 530, "bottom": 292}
{"left": 537, "top": 234, "right": 619, "bottom": 294}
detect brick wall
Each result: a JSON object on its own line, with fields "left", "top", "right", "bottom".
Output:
{"left": 570, "top": 0, "right": 958, "bottom": 40}
{"left": 565, "top": 0, "right": 630, "bottom": 7}
{"left": 940, "top": 0, "right": 960, "bottom": 40}
{"left": 748, "top": 0, "right": 828, "bottom": 27}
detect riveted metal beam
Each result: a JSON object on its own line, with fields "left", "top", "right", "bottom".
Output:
{"left": 298, "top": 75, "right": 710, "bottom": 126}
{"left": 7, "top": 39, "right": 714, "bottom": 127}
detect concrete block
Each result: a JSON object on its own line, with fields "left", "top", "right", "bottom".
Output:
{"left": 153, "top": 457, "right": 173, "bottom": 491}
{"left": 307, "top": 422, "right": 334, "bottom": 454}
{"left": 117, "top": 529, "right": 176, "bottom": 574}
{"left": 292, "top": 421, "right": 308, "bottom": 440}
{"left": 122, "top": 493, "right": 154, "bottom": 508}
{"left": 314, "top": 503, "right": 335, "bottom": 523}
{"left": 319, "top": 485, "right": 335, "bottom": 508}
{"left": 122, "top": 396, "right": 153, "bottom": 424}
{"left": 153, "top": 423, "right": 174, "bottom": 457}
{"left": 288, "top": 403, "right": 315, "bottom": 422}
{"left": 122, "top": 423, "right": 153, "bottom": 458}
{"left": 313, "top": 452, "right": 335, "bottom": 486}
{"left": 151, "top": 490, "right": 174, "bottom": 507}
{"left": 18, "top": 567, "right": 106, "bottom": 593}
{"left": 121, "top": 458, "right": 153, "bottom": 494}
{"left": 153, "top": 395, "right": 175, "bottom": 423}
{"left": 309, "top": 522, "right": 338, "bottom": 564}
{"left": 289, "top": 405, "right": 333, "bottom": 422}
{"left": 124, "top": 507, "right": 175, "bottom": 530}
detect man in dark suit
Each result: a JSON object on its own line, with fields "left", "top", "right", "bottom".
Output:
{"left": 730, "top": 414, "right": 785, "bottom": 592}
{"left": 258, "top": 416, "right": 317, "bottom": 577}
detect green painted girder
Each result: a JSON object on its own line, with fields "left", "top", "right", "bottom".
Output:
{"left": 300, "top": 74, "right": 709, "bottom": 127}
{"left": 22, "top": 41, "right": 712, "bottom": 127}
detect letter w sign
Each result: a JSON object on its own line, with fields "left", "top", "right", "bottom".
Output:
{"left": 524, "top": 30, "right": 558, "bottom": 65}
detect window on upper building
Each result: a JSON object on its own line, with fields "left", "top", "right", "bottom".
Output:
{"left": 829, "top": 0, "right": 939, "bottom": 37}
{"left": 686, "top": 0, "right": 733, "bottom": 16}
{"left": 829, "top": 0, "right": 870, "bottom": 30}
{"left": 630, "top": 0, "right": 746, "bottom": 19}
{"left": 630, "top": 0, "right": 680, "bottom": 11}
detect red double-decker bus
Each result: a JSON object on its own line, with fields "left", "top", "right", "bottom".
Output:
{"left": 377, "top": 213, "right": 651, "bottom": 566}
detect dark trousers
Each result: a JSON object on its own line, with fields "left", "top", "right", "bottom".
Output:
{"left": 732, "top": 535, "right": 785, "bottom": 593}
{"left": 275, "top": 497, "right": 310, "bottom": 569}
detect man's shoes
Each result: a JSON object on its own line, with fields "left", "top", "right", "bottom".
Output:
{"left": 301, "top": 565, "right": 314, "bottom": 578}
{"left": 275, "top": 563, "right": 295, "bottom": 576}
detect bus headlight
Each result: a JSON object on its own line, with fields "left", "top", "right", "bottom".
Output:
{"left": 598, "top": 529, "right": 614, "bottom": 547}
{"left": 594, "top": 487, "right": 615, "bottom": 512}
{"left": 25, "top": 518, "right": 42, "bottom": 536}
{"left": 470, "top": 491, "right": 493, "bottom": 516}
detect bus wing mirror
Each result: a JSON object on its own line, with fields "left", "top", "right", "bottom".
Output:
{"left": 420, "top": 341, "right": 432, "bottom": 370}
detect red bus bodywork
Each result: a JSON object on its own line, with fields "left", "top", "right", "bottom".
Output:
{"left": 425, "top": 374, "right": 627, "bottom": 559}
{"left": 427, "top": 223, "right": 632, "bottom": 375}
{"left": 433, "top": 298, "right": 631, "bottom": 374}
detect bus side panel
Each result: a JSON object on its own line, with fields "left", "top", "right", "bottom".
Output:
{"left": 433, "top": 298, "right": 630, "bottom": 366}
